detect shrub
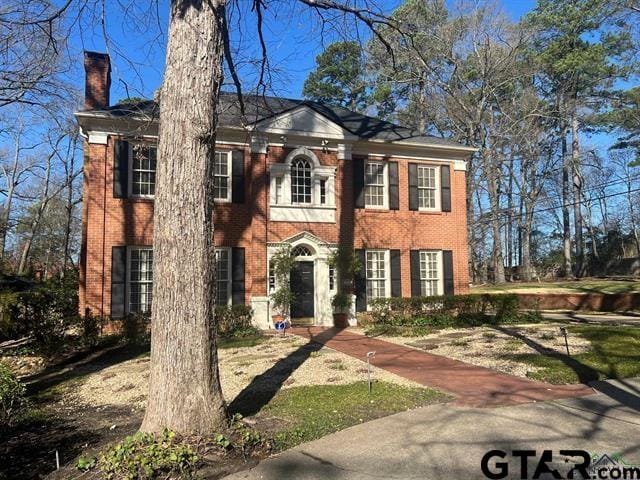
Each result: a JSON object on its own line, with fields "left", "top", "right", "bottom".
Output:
{"left": 120, "top": 312, "right": 151, "bottom": 344}
{"left": 367, "top": 294, "right": 535, "bottom": 330}
{"left": 9, "top": 276, "right": 79, "bottom": 352}
{"left": 78, "top": 311, "right": 104, "bottom": 347}
{"left": 0, "top": 291, "right": 21, "bottom": 341}
{"left": 216, "top": 305, "right": 254, "bottom": 337}
{"left": 0, "top": 363, "right": 27, "bottom": 425}
{"left": 99, "top": 430, "right": 198, "bottom": 480}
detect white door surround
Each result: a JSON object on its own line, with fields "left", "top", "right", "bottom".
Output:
{"left": 266, "top": 231, "right": 337, "bottom": 326}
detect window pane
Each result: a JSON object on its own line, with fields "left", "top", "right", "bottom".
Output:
{"left": 214, "top": 152, "right": 230, "bottom": 201}
{"left": 215, "top": 249, "right": 230, "bottom": 305}
{"left": 131, "top": 145, "right": 157, "bottom": 197}
{"left": 417, "top": 166, "right": 437, "bottom": 209}
{"left": 291, "top": 158, "right": 312, "bottom": 203}
{"left": 365, "top": 163, "right": 385, "bottom": 207}
{"left": 419, "top": 251, "right": 439, "bottom": 296}
{"left": 129, "top": 248, "right": 153, "bottom": 313}
{"left": 366, "top": 251, "right": 386, "bottom": 300}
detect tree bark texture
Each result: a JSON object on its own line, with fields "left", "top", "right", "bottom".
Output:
{"left": 142, "top": 0, "right": 227, "bottom": 434}
{"left": 571, "top": 111, "right": 585, "bottom": 277}
{"left": 561, "top": 126, "right": 572, "bottom": 277}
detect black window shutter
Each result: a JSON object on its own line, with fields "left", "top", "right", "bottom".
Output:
{"left": 353, "top": 158, "right": 365, "bottom": 209}
{"left": 443, "top": 250, "right": 454, "bottom": 295}
{"left": 441, "top": 165, "right": 451, "bottom": 212}
{"left": 354, "top": 249, "right": 367, "bottom": 311}
{"left": 390, "top": 249, "right": 401, "bottom": 297}
{"left": 388, "top": 162, "right": 399, "bottom": 210}
{"left": 111, "top": 246, "right": 127, "bottom": 318}
{"left": 410, "top": 250, "right": 421, "bottom": 297}
{"left": 231, "top": 247, "right": 245, "bottom": 304}
{"left": 113, "top": 140, "right": 129, "bottom": 198}
{"left": 231, "top": 150, "right": 245, "bottom": 204}
{"left": 408, "top": 163, "right": 419, "bottom": 211}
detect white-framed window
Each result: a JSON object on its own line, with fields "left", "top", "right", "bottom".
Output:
{"left": 291, "top": 157, "right": 312, "bottom": 204}
{"left": 364, "top": 161, "right": 387, "bottom": 209}
{"left": 275, "top": 176, "right": 283, "bottom": 204}
{"left": 129, "top": 143, "right": 157, "bottom": 197}
{"left": 128, "top": 247, "right": 153, "bottom": 314}
{"left": 366, "top": 250, "right": 388, "bottom": 304}
{"left": 215, "top": 248, "right": 232, "bottom": 305}
{"left": 214, "top": 151, "right": 232, "bottom": 202}
{"left": 419, "top": 250, "right": 442, "bottom": 296}
{"left": 269, "top": 148, "right": 336, "bottom": 216}
{"left": 329, "top": 265, "right": 336, "bottom": 291}
{"left": 418, "top": 165, "right": 439, "bottom": 211}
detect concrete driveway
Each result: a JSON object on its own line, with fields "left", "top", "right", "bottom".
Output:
{"left": 225, "top": 379, "right": 640, "bottom": 480}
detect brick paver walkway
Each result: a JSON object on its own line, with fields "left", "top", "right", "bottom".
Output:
{"left": 291, "top": 327, "right": 595, "bottom": 408}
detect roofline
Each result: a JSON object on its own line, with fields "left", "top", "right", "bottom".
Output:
{"left": 74, "top": 108, "right": 477, "bottom": 153}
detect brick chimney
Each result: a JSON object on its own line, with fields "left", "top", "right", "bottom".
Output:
{"left": 84, "top": 51, "right": 111, "bottom": 110}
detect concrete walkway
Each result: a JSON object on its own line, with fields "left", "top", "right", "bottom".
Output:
{"left": 225, "top": 379, "right": 640, "bottom": 480}
{"left": 290, "top": 327, "right": 593, "bottom": 408}
{"left": 542, "top": 311, "right": 640, "bottom": 326}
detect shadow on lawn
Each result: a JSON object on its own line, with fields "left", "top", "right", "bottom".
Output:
{"left": 22, "top": 341, "right": 149, "bottom": 396}
{"left": 229, "top": 327, "right": 341, "bottom": 417}
{"left": 492, "top": 325, "right": 640, "bottom": 412}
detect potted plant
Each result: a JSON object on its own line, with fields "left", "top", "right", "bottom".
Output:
{"left": 331, "top": 293, "right": 352, "bottom": 328}
{"left": 329, "top": 246, "right": 361, "bottom": 328}
{"left": 269, "top": 247, "right": 297, "bottom": 324}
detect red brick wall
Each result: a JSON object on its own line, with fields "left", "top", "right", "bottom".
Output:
{"left": 80, "top": 138, "right": 470, "bottom": 316}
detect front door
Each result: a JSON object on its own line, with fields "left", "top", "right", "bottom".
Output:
{"left": 290, "top": 261, "right": 314, "bottom": 318}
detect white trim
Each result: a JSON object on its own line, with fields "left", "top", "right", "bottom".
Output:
{"left": 250, "top": 135, "right": 268, "bottom": 154}
{"left": 418, "top": 250, "right": 444, "bottom": 296}
{"left": 214, "top": 150, "right": 233, "bottom": 203}
{"left": 126, "top": 246, "right": 154, "bottom": 315}
{"left": 253, "top": 106, "right": 359, "bottom": 141}
{"left": 270, "top": 204, "right": 336, "bottom": 223}
{"left": 417, "top": 165, "right": 441, "bottom": 212}
{"left": 128, "top": 142, "right": 157, "bottom": 199}
{"left": 364, "top": 160, "right": 388, "bottom": 210}
{"left": 365, "top": 249, "right": 390, "bottom": 310}
{"left": 215, "top": 247, "right": 233, "bottom": 306}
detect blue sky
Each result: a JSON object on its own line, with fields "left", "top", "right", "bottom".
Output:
{"left": 72, "top": 0, "right": 536, "bottom": 104}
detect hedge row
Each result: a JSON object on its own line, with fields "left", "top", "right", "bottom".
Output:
{"left": 365, "top": 294, "right": 539, "bottom": 328}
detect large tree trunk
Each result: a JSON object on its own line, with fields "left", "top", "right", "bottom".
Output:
{"left": 561, "top": 123, "right": 572, "bottom": 278}
{"left": 571, "top": 111, "right": 585, "bottom": 277}
{"left": 141, "top": 0, "right": 227, "bottom": 434}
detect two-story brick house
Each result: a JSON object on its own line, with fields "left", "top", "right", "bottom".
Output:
{"left": 76, "top": 51, "right": 474, "bottom": 328}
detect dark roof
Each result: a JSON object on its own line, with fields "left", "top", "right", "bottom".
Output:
{"left": 90, "top": 92, "right": 467, "bottom": 148}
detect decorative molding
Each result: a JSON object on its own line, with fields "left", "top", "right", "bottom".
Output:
{"left": 337, "top": 143, "right": 352, "bottom": 160}
{"left": 87, "top": 131, "right": 109, "bottom": 145}
{"left": 453, "top": 160, "right": 467, "bottom": 171}
{"left": 284, "top": 146, "right": 321, "bottom": 167}
{"left": 250, "top": 135, "right": 269, "bottom": 154}
{"left": 270, "top": 205, "right": 336, "bottom": 223}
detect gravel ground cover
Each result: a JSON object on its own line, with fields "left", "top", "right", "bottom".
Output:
{"left": 354, "top": 324, "right": 591, "bottom": 379}
{"left": 76, "top": 333, "right": 421, "bottom": 410}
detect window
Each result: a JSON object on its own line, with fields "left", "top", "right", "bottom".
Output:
{"left": 215, "top": 248, "right": 231, "bottom": 305}
{"left": 268, "top": 261, "right": 276, "bottom": 293}
{"left": 420, "top": 251, "right": 441, "bottom": 296}
{"left": 418, "top": 166, "right": 438, "bottom": 210}
{"left": 364, "top": 161, "right": 386, "bottom": 208}
{"left": 214, "top": 151, "right": 231, "bottom": 201}
{"left": 275, "top": 176, "right": 283, "bottom": 204}
{"left": 329, "top": 265, "right": 335, "bottom": 290}
{"left": 366, "top": 250, "right": 387, "bottom": 302}
{"left": 291, "top": 158, "right": 312, "bottom": 204}
{"left": 291, "top": 245, "right": 313, "bottom": 257}
{"left": 130, "top": 144, "right": 157, "bottom": 197}
{"left": 128, "top": 248, "right": 153, "bottom": 313}
{"left": 319, "top": 179, "right": 326, "bottom": 205}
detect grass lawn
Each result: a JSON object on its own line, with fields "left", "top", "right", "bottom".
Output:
{"left": 218, "top": 333, "right": 269, "bottom": 349}
{"left": 259, "top": 381, "right": 449, "bottom": 450}
{"left": 504, "top": 326, "right": 640, "bottom": 384}
{"left": 471, "top": 278, "right": 640, "bottom": 295}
